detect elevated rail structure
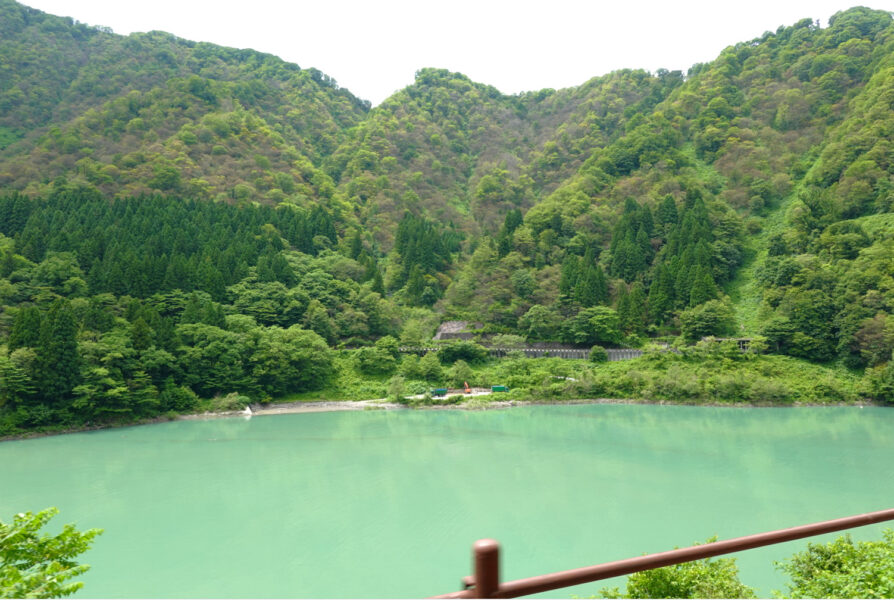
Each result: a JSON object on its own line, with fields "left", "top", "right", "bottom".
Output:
{"left": 399, "top": 347, "right": 643, "bottom": 361}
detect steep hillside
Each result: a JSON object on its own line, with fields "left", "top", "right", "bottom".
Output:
{"left": 0, "top": 0, "right": 368, "bottom": 207}
{"left": 327, "top": 68, "right": 682, "bottom": 244}
{"left": 1, "top": 4, "right": 894, "bottom": 435}
{"left": 440, "top": 8, "right": 894, "bottom": 339}
{"left": 0, "top": 2, "right": 891, "bottom": 374}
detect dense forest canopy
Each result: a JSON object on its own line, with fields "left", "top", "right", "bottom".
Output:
{"left": 1, "top": 0, "right": 893, "bottom": 433}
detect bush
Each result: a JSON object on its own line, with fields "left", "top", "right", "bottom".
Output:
{"left": 374, "top": 335, "right": 400, "bottom": 358}
{"left": 438, "top": 340, "right": 489, "bottom": 365}
{"left": 448, "top": 360, "right": 474, "bottom": 387}
{"left": 489, "top": 333, "right": 526, "bottom": 348}
{"left": 649, "top": 367, "right": 702, "bottom": 401}
{"left": 159, "top": 379, "right": 199, "bottom": 412}
{"left": 680, "top": 300, "right": 736, "bottom": 341}
{"left": 355, "top": 346, "right": 397, "bottom": 375}
{"left": 386, "top": 375, "right": 405, "bottom": 402}
{"left": 600, "top": 538, "right": 755, "bottom": 599}
{"left": 867, "top": 358, "right": 894, "bottom": 404}
{"left": 398, "top": 354, "right": 422, "bottom": 379}
{"left": 746, "top": 336, "right": 768, "bottom": 355}
{"left": 209, "top": 392, "right": 250, "bottom": 412}
{"left": 589, "top": 345, "right": 609, "bottom": 363}
{"left": 712, "top": 374, "right": 751, "bottom": 402}
{"left": 419, "top": 352, "right": 443, "bottom": 382}
{"left": 777, "top": 529, "right": 894, "bottom": 598}
{"left": 749, "top": 378, "right": 791, "bottom": 403}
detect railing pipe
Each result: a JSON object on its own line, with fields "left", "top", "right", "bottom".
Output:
{"left": 431, "top": 507, "right": 894, "bottom": 599}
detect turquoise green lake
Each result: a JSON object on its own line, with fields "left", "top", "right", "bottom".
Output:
{"left": 2, "top": 405, "right": 893, "bottom": 598}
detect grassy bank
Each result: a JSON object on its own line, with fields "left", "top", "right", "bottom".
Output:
{"left": 3, "top": 346, "right": 886, "bottom": 441}
{"left": 282, "top": 345, "right": 878, "bottom": 407}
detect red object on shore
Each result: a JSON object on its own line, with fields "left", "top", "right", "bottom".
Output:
{"left": 464, "top": 381, "right": 471, "bottom": 393}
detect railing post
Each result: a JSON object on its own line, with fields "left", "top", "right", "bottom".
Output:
{"left": 473, "top": 539, "right": 500, "bottom": 598}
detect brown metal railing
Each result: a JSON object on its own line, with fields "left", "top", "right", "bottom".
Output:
{"left": 431, "top": 507, "right": 894, "bottom": 599}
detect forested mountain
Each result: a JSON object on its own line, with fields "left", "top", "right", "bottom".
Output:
{"left": 0, "top": 0, "right": 368, "bottom": 210}
{"left": 1, "top": 1, "right": 893, "bottom": 434}
{"left": 327, "top": 68, "right": 683, "bottom": 241}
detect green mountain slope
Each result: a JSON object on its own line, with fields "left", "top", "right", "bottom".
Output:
{"left": 1, "top": 3, "right": 894, "bottom": 435}
{"left": 0, "top": 1, "right": 891, "bottom": 373}
{"left": 326, "top": 68, "right": 682, "bottom": 246}
{"left": 0, "top": 0, "right": 369, "bottom": 207}
{"left": 437, "top": 8, "right": 894, "bottom": 339}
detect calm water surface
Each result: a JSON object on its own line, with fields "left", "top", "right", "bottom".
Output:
{"left": 2, "top": 405, "right": 893, "bottom": 598}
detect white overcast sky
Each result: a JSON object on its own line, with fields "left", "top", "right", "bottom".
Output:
{"left": 18, "top": 1, "right": 894, "bottom": 106}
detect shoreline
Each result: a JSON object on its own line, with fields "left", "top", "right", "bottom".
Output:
{"left": 189, "top": 396, "right": 879, "bottom": 420}
{"left": 1, "top": 397, "right": 880, "bottom": 442}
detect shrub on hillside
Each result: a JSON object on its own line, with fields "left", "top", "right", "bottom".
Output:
{"left": 438, "top": 340, "right": 488, "bottom": 365}
{"left": 589, "top": 345, "right": 609, "bottom": 363}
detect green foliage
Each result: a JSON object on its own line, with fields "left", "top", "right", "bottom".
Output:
{"left": 589, "top": 345, "right": 608, "bottom": 363}
{"left": 599, "top": 540, "right": 755, "bottom": 598}
{"left": 391, "top": 212, "right": 457, "bottom": 304}
{"left": 776, "top": 529, "right": 894, "bottom": 599}
{"left": 519, "top": 305, "right": 562, "bottom": 341}
{"left": 0, "top": 508, "right": 102, "bottom": 599}
{"left": 564, "top": 307, "right": 622, "bottom": 346}
{"left": 418, "top": 352, "right": 443, "bottom": 382}
{"left": 386, "top": 375, "right": 405, "bottom": 401}
{"left": 438, "top": 340, "right": 488, "bottom": 365}
{"left": 354, "top": 346, "right": 397, "bottom": 375}
{"left": 34, "top": 299, "right": 80, "bottom": 404}
{"left": 866, "top": 356, "right": 894, "bottom": 404}
{"left": 0, "top": 1, "right": 368, "bottom": 202}
{"left": 448, "top": 360, "right": 474, "bottom": 387}
{"left": 206, "top": 392, "right": 251, "bottom": 412}
{"left": 2, "top": 5, "right": 894, "bottom": 433}
{"left": 680, "top": 300, "right": 737, "bottom": 341}
{"left": 158, "top": 379, "right": 198, "bottom": 412}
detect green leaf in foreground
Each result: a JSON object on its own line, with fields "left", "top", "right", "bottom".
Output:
{"left": 1, "top": 508, "right": 102, "bottom": 599}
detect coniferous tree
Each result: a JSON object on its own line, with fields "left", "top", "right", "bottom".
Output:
{"left": 270, "top": 253, "right": 296, "bottom": 287}
{"left": 560, "top": 255, "right": 581, "bottom": 297}
{"left": 8, "top": 306, "right": 42, "bottom": 351}
{"left": 636, "top": 227, "right": 653, "bottom": 264}
{"left": 689, "top": 266, "right": 718, "bottom": 307}
{"left": 617, "top": 285, "right": 633, "bottom": 332}
{"left": 201, "top": 303, "right": 227, "bottom": 329}
{"left": 154, "top": 317, "right": 177, "bottom": 352}
{"left": 405, "top": 265, "right": 425, "bottom": 305}
{"left": 638, "top": 204, "right": 655, "bottom": 238}
{"left": 627, "top": 282, "right": 648, "bottom": 334}
{"left": 658, "top": 194, "right": 678, "bottom": 233}
{"left": 35, "top": 299, "right": 80, "bottom": 405}
{"left": 82, "top": 298, "right": 115, "bottom": 333}
{"left": 371, "top": 269, "right": 385, "bottom": 295}
{"left": 348, "top": 229, "right": 363, "bottom": 260}
{"left": 497, "top": 209, "right": 524, "bottom": 257}
{"left": 256, "top": 255, "right": 276, "bottom": 283}
{"left": 648, "top": 264, "right": 675, "bottom": 324}
{"left": 131, "top": 318, "right": 155, "bottom": 351}
{"left": 180, "top": 293, "right": 204, "bottom": 324}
